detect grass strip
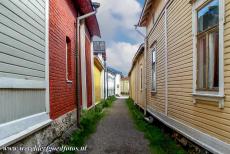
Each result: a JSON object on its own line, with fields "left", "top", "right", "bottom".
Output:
{"left": 126, "top": 98, "right": 186, "bottom": 154}
{"left": 62, "top": 96, "right": 116, "bottom": 154}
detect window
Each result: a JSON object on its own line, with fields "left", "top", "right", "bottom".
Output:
{"left": 66, "top": 37, "right": 72, "bottom": 82}
{"left": 152, "top": 45, "right": 156, "bottom": 92}
{"left": 197, "top": 0, "right": 219, "bottom": 91}
{"left": 192, "top": 0, "right": 225, "bottom": 108}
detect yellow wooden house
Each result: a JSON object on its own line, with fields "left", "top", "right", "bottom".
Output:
{"left": 129, "top": 0, "right": 230, "bottom": 153}
{"left": 94, "top": 56, "right": 104, "bottom": 103}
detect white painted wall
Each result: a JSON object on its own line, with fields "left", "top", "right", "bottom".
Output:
{"left": 115, "top": 74, "right": 121, "bottom": 96}
{"left": 108, "top": 72, "right": 115, "bottom": 96}
{"left": 80, "top": 21, "right": 88, "bottom": 110}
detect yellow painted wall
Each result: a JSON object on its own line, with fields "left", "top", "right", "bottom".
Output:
{"left": 121, "top": 79, "right": 129, "bottom": 95}
{"left": 94, "top": 64, "right": 101, "bottom": 103}
{"left": 129, "top": 53, "right": 145, "bottom": 109}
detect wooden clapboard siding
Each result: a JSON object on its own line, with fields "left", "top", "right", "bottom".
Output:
{"left": 146, "top": 0, "right": 165, "bottom": 34}
{"left": 0, "top": 0, "right": 46, "bottom": 80}
{"left": 0, "top": 89, "right": 46, "bottom": 124}
{"left": 138, "top": 54, "right": 145, "bottom": 108}
{"left": 0, "top": 0, "right": 47, "bottom": 124}
{"left": 166, "top": 0, "right": 230, "bottom": 143}
{"left": 146, "top": 13, "right": 165, "bottom": 114}
{"left": 94, "top": 64, "right": 101, "bottom": 103}
{"left": 129, "top": 50, "right": 145, "bottom": 109}
{"left": 131, "top": 68, "right": 136, "bottom": 102}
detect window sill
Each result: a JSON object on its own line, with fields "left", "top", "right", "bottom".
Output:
{"left": 0, "top": 112, "right": 52, "bottom": 148}
{"left": 66, "top": 80, "right": 73, "bottom": 84}
{"left": 151, "top": 91, "right": 157, "bottom": 95}
{"left": 192, "top": 92, "right": 225, "bottom": 108}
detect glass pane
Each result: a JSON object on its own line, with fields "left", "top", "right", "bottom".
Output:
{"left": 198, "top": 0, "right": 219, "bottom": 33}
{"left": 208, "top": 30, "right": 219, "bottom": 89}
{"left": 152, "top": 50, "right": 156, "bottom": 63}
{"left": 152, "top": 63, "right": 156, "bottom": 91}
{"left": 197, "top": 36, "right": 207, "bottom": 89}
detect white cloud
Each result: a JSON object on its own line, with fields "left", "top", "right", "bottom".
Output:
{"left": 94, "top": 0, "right": 144, "bottom": 75}
{"left": 107, "top": 42, "right": 140, "bottom": 75}
{"left": 95, "top": 0, "right": 143, "bottom": 41}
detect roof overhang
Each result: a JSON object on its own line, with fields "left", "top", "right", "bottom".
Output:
{"left": 94, "top": 56, "right": 104, "bottom": 71}
{"left": 128, "top": 43, "right": 145, "bottom": 76}
{"left": 138, "top": 0, "right": 153, "bottom": 27}
{"left": 76, "top": 0, "right": 101, "bottom": 37}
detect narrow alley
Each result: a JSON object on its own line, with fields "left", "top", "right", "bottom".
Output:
{"left": 1, "top": 0, "right": 230, "bottom": 153}
{"left": 82, "top": 99, "right": 150, "bottom": 154}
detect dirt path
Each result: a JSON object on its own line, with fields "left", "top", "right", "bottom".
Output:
{"left": 81, "top": 98, "right": 150, "bottom": 154}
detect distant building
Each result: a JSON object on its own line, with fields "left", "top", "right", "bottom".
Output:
{"left": 93, "top": 41, "right": 106, "bottom": 100}
{"left": 120, "top": 77, "right": 130, "bottom": 95}
{"left": 107, "top": 67, "right": 122, "bottom": 96}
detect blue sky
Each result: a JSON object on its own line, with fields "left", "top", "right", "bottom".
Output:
{"left": 94, "top": 0, "right": 145, "bottom": 75}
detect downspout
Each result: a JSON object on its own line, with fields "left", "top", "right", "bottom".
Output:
{"left": 76, "top": 10, "right": 97, "bottom": 127}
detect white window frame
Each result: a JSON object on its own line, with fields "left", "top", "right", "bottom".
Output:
{"left": 152, "top": 44, "right": 157, "bottom": 93}
{"left": 66, "top": 39, "right": 73, "bottom": 83}
{"left": 192, "top": 0, "right": 225, "bottom": 108}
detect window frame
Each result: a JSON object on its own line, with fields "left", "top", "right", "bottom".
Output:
{"left": 151, "top": 44, "right": 157, "bottom": 93}
{"left": 192, "top": 0, "right": 225, "bottom": 108}
{"left": 66, "top": 37, "right": 73, "bottom": 83}
{"left": 196, "top": 26, "right": 219, "bottom": 91}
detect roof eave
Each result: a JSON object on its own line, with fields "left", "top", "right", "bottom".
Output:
{"left": 138, "top": 0, "right": 153, "bottom": 27}
{"left": 76, "top": 0, "right": 101, "bottom": 38}
{"left": 128, "top": 43, "right": 145, "bottom": 76}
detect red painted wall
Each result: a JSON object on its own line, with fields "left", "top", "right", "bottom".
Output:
{"left": 49, "top": 0, "right": 78, "bottom": 119}
{"left": 85, "top": 31, "right": 93, "bottom": 108}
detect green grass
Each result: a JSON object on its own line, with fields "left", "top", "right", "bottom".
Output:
{"left": 126, "top": 98, "right": 186, "bottom": 154}
{"left": 61, "top": 96, "right": 116, "bottom": 154}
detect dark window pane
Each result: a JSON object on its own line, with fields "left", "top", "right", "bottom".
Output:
{"left": 197, "top": 36, "right": 207, "bottom": 89}
{"left": 198, "top": 0, "right": 219, "bottom": 33}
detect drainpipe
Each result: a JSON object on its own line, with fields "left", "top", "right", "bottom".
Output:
{"left": 76, "top": 4, "right": 100, "bottom": 127}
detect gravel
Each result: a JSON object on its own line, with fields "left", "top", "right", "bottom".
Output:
{"left": 80, "top": 98, "right": 150, "bottom": 154}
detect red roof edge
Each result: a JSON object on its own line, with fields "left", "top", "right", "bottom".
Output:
{"left": 76, "top": 0, "right": 101, "bottom": 38}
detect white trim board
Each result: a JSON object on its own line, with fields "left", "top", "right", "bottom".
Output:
{"left": 0, "top": 78, "right": 45, "bottom": 89}
{"left": 147, "top": 106, "right": 230, "bottom": 154}
{"left": 45, "top": 0, "right": 50, "bottom": 113}
{"left": 80, "top": 22, "right": 88, "bottom": 110}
